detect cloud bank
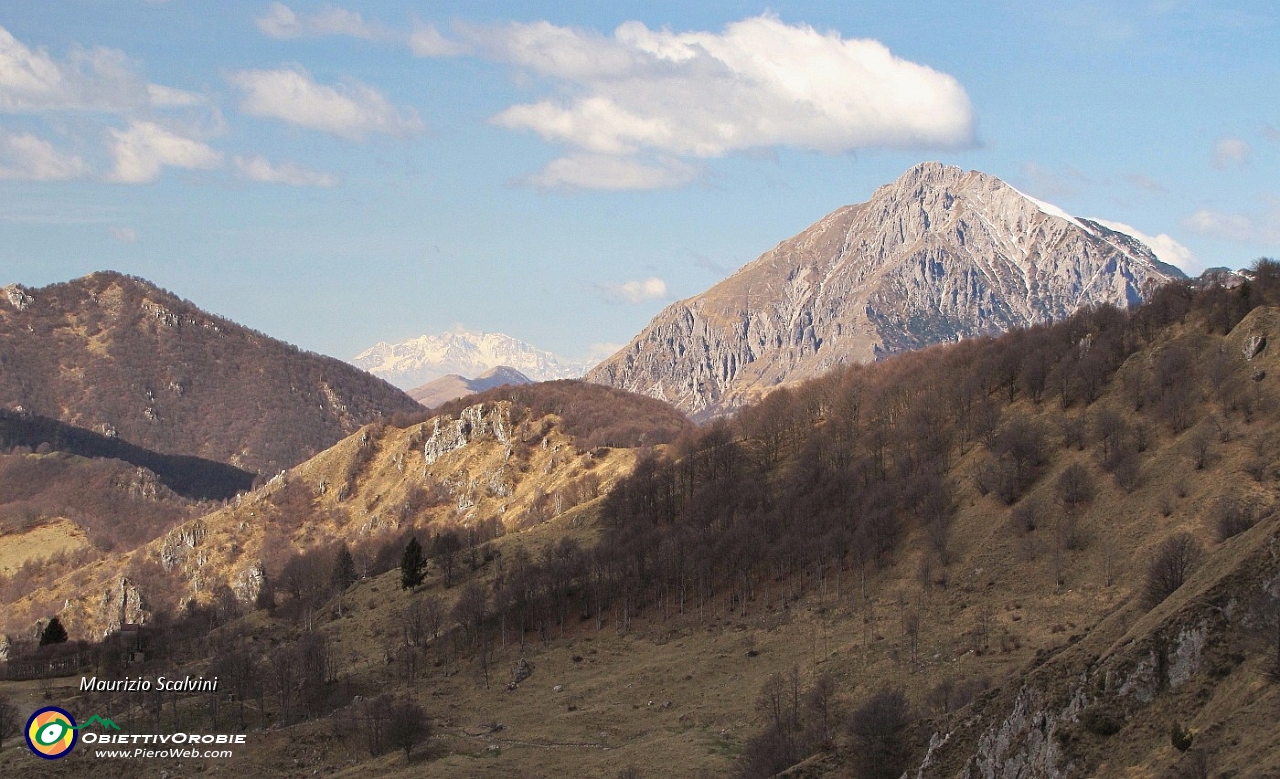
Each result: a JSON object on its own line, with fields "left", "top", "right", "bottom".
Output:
{"left": 256, "top": 3, "right": 389, "bottom": 41}
{"left": 468, "top": 15, "right": 975, "bottom": 189}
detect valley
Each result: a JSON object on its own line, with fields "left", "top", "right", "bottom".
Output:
{"left": 4, "top": 259, "right": 1280, "bottom": 778}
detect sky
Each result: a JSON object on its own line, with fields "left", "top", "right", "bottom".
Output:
{"left": 0, "top": 1, "right": 1277, "bottom": 366}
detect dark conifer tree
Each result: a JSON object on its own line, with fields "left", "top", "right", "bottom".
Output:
{"left": 40, "top": 616, "right": 68, "bottom": 646}
{"left": 400, "top": 537, "right": 426, "bottom": 590}
{"left": 332, "top": 543, "right": 356, "bottom": 591}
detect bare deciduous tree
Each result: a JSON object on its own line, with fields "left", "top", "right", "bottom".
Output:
{"left": 1213, "top": 498, "right": 1255, "bottom": 542}
{"left": 903, "top": 611, "right": 921, "bottom": 667}
{"left": 452, "top": 581, "right": 488, "bottom": 649}
{"left": 1189, "top": 428, "right": 1213, "bottom": 470}
{"left": 1142, "top": 534, "right": 1203, "bottom": 610}
{"left": 1055, "top": 463, "right": 1096, "bottom": 513}
{"left": 847, "top": 688, "right": 913, "bottom": 779}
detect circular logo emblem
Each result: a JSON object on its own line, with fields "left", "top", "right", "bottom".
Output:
{"left": 25, "top": 706, "right": 78, "bottom": 759}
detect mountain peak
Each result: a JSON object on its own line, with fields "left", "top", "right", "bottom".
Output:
{"left": 406, "top": 365, "right": 533, "bottom": 407}
{"left": 475, "top": 365, "right": 533, "bottom": 383}
{"left": 896, "top": 159, "right": 965, "bottom": 183}
{"left": 587, "top": 162, "right": 1184, "bottom": 418}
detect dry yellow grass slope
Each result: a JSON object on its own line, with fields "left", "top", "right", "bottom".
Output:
{"left": 0, "top": 519, "right": 90, "bottom": 577}
{"left": 1, "top": 399, "right": 637, "bottom": 641}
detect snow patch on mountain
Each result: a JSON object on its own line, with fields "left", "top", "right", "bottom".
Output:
{"left": 1005, "top": 185, "right": 1089, "bottom": 232}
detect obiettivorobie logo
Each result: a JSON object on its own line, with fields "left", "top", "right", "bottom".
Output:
{"left": 25, "top": 705, "right": 245, "bottom": 760}
{"left": 25, "top": 707, "right": 120, "bottom": 759}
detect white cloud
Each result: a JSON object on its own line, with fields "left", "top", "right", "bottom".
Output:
{"left": 256, "top": 3, "right": 388, "bottom": 41}
{"left": 254, "top": 4, "right": 469, "bottom": 57}
{"left": 408, "top": 24, "right": 469, "bottom": 57}
{"left": 109, "top": 226, "right": 138, "bottom": 242}
{"left": 1091, "top": 218, "right": 1197, "bottom": 272}
{"left": 106, "top": 120, "right": 222, "bottom": 183}
{"left": 0, "top": 131, "right": 89, "bottom": 180}
{"left": 1183, "top": 203, "right": 1280, "bottom": 245}
{"left": 0, "top": 26, "right": 224, "bottom": 186}
{"left": 599, "top": 276, "right": 668, "bottom": 304}
{"left": 691, "top": 251, "right": 732, "bottom": 275}
{"left": 147, "top": 84, "right": 203, "bottom": 107}
{"left": 228, "top": 67, "right": 423, "bottom": 141}
{"left": 0, "top": 24, "right": 195, "bottom": 115}
{"left": 1211, "top": 136, "right": 1251, "bottom": 169}
{"left": 523, "top": 153, "right": 696, "bottom": 191}
{"left": 0, "top": 24, "right": 144, "bottom": 112}
{"left": 476, "top": 15, "right": 974, "bottom": 189}
{"left": 234, "top": 154, "right": 338, "bottom": 187}
{"left": 1184, "top": 210, "right": 1254, "bottom": 241}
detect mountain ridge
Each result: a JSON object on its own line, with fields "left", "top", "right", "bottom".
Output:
{"left": 407, "top": 366, "right": 533, "bottom": 408}
{"left": 355, "top": 329, "right": 592, "bottom": 389}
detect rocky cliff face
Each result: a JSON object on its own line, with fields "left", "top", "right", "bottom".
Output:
{"left": 587, "top": 162, "right": 1185, "bottom": 418}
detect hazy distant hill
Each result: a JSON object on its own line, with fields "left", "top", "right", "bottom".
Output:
{"left": 0, "top": 272, "right": 422, "bottom": 474}
{"left": 588, "top": 162, "right": 1185, "bottom": 418}
{"left": 408, "top": 365, "right": 533, "bottom": 408}
{"left": 355, "top": 329, "right": 592, "bottom": 389}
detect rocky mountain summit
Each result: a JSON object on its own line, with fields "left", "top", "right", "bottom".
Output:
{"left": 587, "top": 162, "right": 1186, "bottom": 418}
{"left": 355, "top": 330, "right": 591, "bottom": 389}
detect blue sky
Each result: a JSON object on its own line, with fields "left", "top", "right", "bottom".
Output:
{"left": 0, "top": 1, "right": 1277, "bottom": 364}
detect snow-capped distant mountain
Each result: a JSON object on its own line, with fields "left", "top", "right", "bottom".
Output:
{"left": 353, "top": 330, "right": 593, "bottom": 389}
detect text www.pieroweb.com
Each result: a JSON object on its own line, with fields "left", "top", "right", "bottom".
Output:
{"left": 83, "top": 732, "right": 243, "bottom": 759}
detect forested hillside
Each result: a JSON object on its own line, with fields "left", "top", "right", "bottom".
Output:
{"left": 0, "top": 272, "right": 422, "bottom": 474}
